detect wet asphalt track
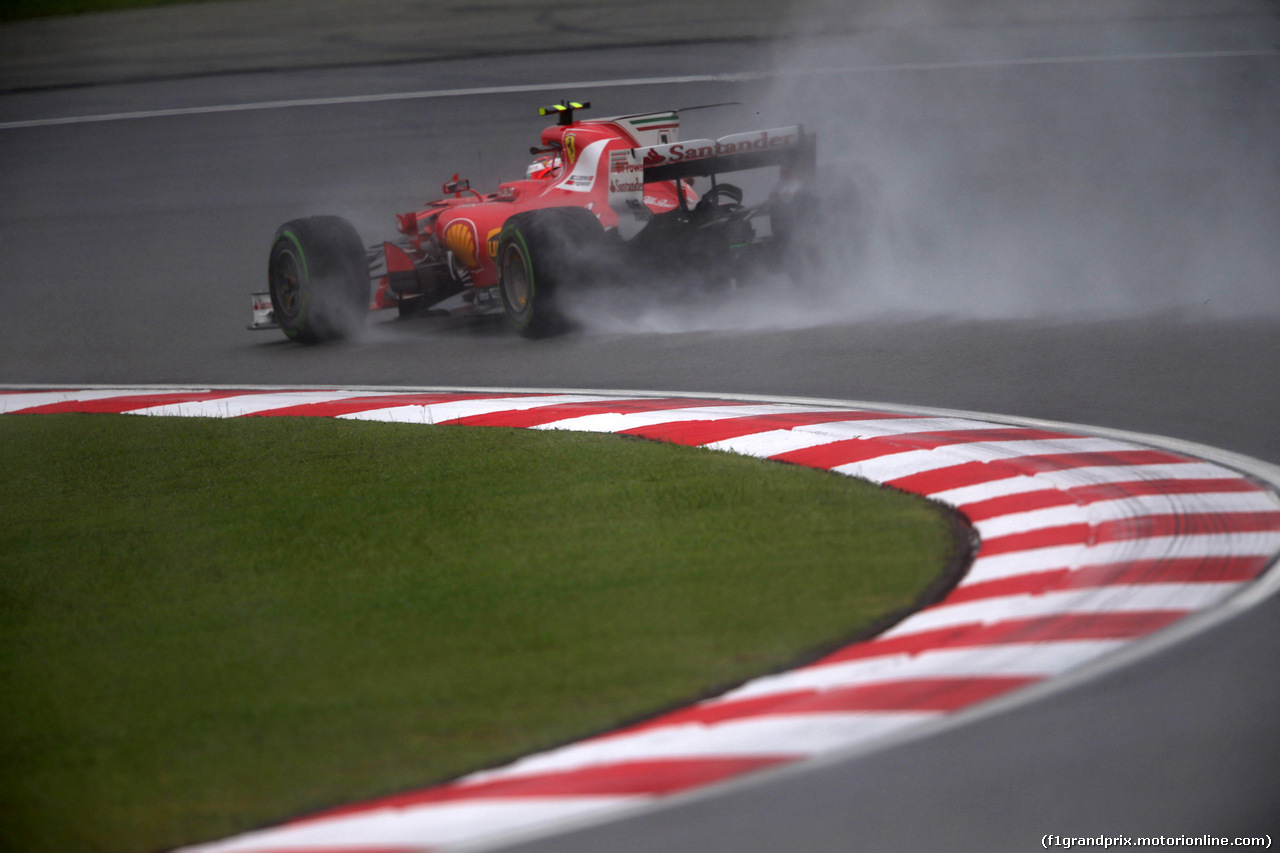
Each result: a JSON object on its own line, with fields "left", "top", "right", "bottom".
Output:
{"left": 1, "top": 4, "right": 1278, "bottom": 849}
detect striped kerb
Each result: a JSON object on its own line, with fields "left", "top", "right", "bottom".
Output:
{"left": 4, "top": 388, "right": 1276, "bottom": 853}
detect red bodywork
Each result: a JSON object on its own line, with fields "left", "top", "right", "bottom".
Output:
{"left": 372, "top": 110, "right": 696, "bottom": 310}
{"left": 253, "top": 102, "right": 815, "bottom": 340}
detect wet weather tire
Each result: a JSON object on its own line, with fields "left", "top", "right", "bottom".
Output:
{"left": 268, "top": 216, "right": 368, "bottom": 343}
{"left": 497, "top": 207, "right": 609, "bottom": 338}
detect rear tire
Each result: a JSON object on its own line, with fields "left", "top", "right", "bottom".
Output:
{"left": 496, "top": 207, "right": 609, "bottom": 338}
{"left": 268, "top": 216, "right": 369, "bottom": 343}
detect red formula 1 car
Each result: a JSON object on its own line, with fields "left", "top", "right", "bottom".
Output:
{"left": 251, "top": 100, "right": 817, "bottom": 340}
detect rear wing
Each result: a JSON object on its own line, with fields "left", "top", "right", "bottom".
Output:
{"left": 607, "top": 125, "right": 814, "bottom": 236}
{"left": 641, "top": 126, "right": 814, "bottom": 182}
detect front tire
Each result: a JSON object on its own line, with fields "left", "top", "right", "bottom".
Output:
{"left": 496, "top": 207, "right": 609, "bottom": 338}
{"left": 268, "top": 216, "right": 369, "bottom": 343}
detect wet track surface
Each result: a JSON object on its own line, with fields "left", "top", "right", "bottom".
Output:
{"left": 2, "top": 3, "right": 1278, "bottom": 849}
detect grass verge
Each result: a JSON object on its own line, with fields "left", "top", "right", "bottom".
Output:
{"left": 1, "top": 0, "right": 221, "bottom": 23}
{"left": 0, "top": 413, "right": 962, "bottom": 853}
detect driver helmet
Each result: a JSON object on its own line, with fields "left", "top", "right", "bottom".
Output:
{"left": 526, "top": 152, "right": 562, "bottom": 180}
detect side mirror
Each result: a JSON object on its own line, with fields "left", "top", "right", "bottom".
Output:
{"left": 442, "top": 174, "right": 470, "bottom": 196}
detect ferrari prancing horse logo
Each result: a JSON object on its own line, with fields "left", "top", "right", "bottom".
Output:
{"left": 564, "top": 134, "right": 577, "bottom": 165}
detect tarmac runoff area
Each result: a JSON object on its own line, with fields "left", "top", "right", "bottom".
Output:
{"left": 0, "top": 0, "right": 797, "bottom": 92}
{"left": 3, "top": 386, "right": 1278, "bottom": 853}
{"left": 0, "top": 0, "right": 1250, "bottom": 92}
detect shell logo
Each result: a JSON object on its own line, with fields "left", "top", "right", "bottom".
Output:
{"left": 442, "top": 219, "right": 479, "bottom": 269}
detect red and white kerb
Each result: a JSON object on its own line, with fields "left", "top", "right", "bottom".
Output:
{"left": 4, "top": 388, "right": 1278, "bottom": 853}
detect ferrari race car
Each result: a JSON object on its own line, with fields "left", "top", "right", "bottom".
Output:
{"left": 251, "top": 100, "right": 817, "bottom": 340}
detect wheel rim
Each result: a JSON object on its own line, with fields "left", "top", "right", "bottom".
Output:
{"left": 500, "top": 242, "right": 532, "bottom": 324}
{"left": 271, "top": 248, "right": 304, "bottom": 321}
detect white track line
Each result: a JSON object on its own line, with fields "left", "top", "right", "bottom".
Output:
{"left": 2, "top": 49, "right": 1274, "bottom": 131}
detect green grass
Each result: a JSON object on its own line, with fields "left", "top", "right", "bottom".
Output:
{"left": 0, "top": 413, "right": 960, "bottom": 853}
{"left": 0, "top": 0, "right": 225, "bottom": 23}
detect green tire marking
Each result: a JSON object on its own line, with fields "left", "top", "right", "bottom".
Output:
{"left": 503, "top": 227, "right": 536, "bottom": 330}
{"left": 280, "top": 230, "right": 309, "bottom": 281}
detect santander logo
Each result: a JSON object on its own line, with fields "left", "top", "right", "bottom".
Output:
{"left": 643, "top": 127, "right": 800, "bottom": 167}
{"left": 642, "top": 148, "right": 667, "bottom": 168}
